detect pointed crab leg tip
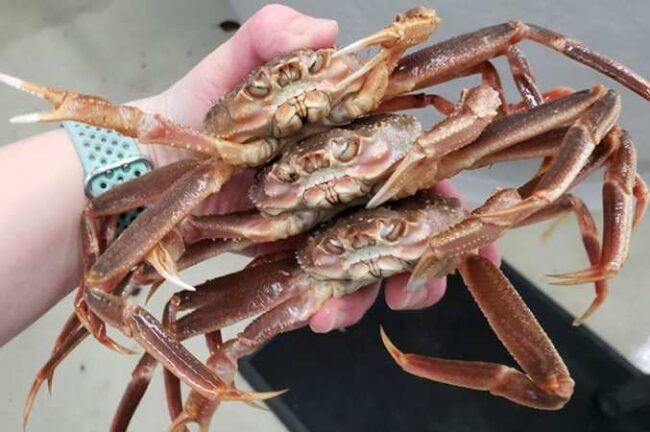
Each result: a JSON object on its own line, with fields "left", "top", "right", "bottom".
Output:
{"left": 547, "top": 268, "right": 607, "bottom": 285}
{"left": 222, "top": 387, "right": 287, "bottom": 402}
{"left": 23, "top": 393, "right": 38, "bottom": 432}
{"left": 244, "top": 399, "right": 271, "bottom": 411}
{"left": 573, "top": 309, "right": 595, "bottom": 327}
{"left": 158, "top": 269, "right": 197, "bottom": 292}
{"left": 0, "top": 72, "right": 26, "bottom": 89}
{"left": 573, "top": 305, "right": 600, "bottom": 326}
{"left": 246, "top": 388, "right": 288, "bottom": 401}
{"left": 9, "top": 113, "right": 43, "bottom": 124}
{"left": 379, "top": 326, "right": 403, "bottom": 361}
{"left": 144, "top": 282, "right": 163, "bottom": 305}
{"left": 365, "top": 195, "right": 385, "bottom": 209}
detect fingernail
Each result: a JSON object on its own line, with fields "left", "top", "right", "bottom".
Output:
{"left": 399, "top": 287, "right": 428, "bottom": 309}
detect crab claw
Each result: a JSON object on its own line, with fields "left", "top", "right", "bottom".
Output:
{"left": 0, "top": 72, "right": 86, "bottom": 124}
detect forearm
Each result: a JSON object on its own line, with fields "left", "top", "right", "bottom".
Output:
{"left": 0, "top": 129, "right": 85, "bottom": 345}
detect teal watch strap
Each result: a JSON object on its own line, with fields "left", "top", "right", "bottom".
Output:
{"left": 63, "top": 121, "right": 153, "bottom": 231}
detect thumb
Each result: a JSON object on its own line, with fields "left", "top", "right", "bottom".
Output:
{"left": 166, "top": 4, "right": 338, "bottom": 127}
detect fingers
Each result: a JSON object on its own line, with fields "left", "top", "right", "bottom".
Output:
{"left": 384, "top": 273, "right": 447, "bottom": 310}
{"left": 309, "top": 282, "right": 381, "bottom": 333}
{"left": 169, "top": 4, "right": 339, "bottom": 127}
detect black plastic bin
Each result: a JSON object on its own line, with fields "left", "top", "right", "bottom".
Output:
{"left": 240, "top": 262, "right": 650, "bottom": 432}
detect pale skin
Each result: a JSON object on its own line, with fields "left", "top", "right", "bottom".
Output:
{"left": 0, "top": 4, "right": 498, "bottom": 346}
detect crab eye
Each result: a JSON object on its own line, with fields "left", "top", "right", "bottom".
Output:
{"left": 322, "top": 237, "right": 345, "bottom": 255}
{"left": 274, "top": 164, "right": 299, "bottom": 183}
{"left": 308, "top": 52, "right": 327, "bottom": 74}
{"left": 245, "top": 72, "right": 271, "bottom": 98}
{"left": 277, "top": 63, "right": 302, "bottom": 87}
{"left": 380, "top": 220, "right": 406, "bottom": 242}
{"left": 332, "top": 137, "right": 360, "bottom": 162}
{"left": 301, "top": 153, "right": 329, "bottom": 173}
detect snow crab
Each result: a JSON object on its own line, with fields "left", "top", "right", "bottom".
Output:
{"left": 1, "top": 5, "right": 649, "bottom": 430}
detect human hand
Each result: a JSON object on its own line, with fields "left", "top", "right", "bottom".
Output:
{"left": 126, "top": 4, "right": 499, "bottom": 333}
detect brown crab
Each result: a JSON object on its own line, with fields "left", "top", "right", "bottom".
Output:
{"left": 145, "top": 108, "right": 647, "bottom": 429}
{"left": 2, "top": 5, "right": 650, "bottom": 428}
{"left": 136, "top": 184, "right": 611, "bottom": 430}
{"left": 91, "top": 88, "right": 648, "bottom": 430}
{"left": 1, "top": 5, "right": 648, "bottom": 305}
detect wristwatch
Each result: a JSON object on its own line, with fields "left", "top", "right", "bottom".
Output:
{"left": 62, "top": 121, "right": 153, "bottom": 232}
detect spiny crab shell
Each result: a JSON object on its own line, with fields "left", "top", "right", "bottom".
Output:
{"left": 249, "top": 114, "right": 422, "bottom": 216}
{"left": 296, "top": 191, "right": 465, "bottom": 294}
{"left": 203, "top": 48, "right": 365, "bottom": 142}
{"left": 202, "top": 6, "right": 440, "bottom": 143}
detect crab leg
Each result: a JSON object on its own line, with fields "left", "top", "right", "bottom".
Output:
{"left": 183, "top": 209, "right": 324, "bottom": 243}
{"left": 164, "top": 331, "right": 223, "bottom": 432}
{"left": 377, "top": 86, "right": 567, "bottom": 118}
{"left": 383, "top": 254, "right": 573, "bottom": 410}
{"left": 109, "top": 305, "right": 181, "bottom": 432}
{"left": 377, "top": 61, "right": 510, "bottom": 115}
{"left": 472, "top": 127, "right": 568, "bottom": 168}
{"left": 435, "top": 86, "right": 606, "bottom": 181}
{"left": 92, "top": 158, "right": 201, "bottom": 216}
{"left": 633, "top": 175, "right": 649, "bottom": 227}
{"left": 517, "top": 195, "right": 609, "bottom": 324}
{"left": 171, "top": 286, "right": 331, "bottom": 432}
{"left": 478, "top": 90, "right": 620, "bottom": 222}
{"left": 370, "top": 86, "right": 604, "bottom": 208}
{"left": 24, "top": 276, "right": 134, "bottom": 429}
{"left": 549, "top": 129, "right": 644, "bottom": 284}
{"left": 386, "top": 22, "right": 650, "bottom": 101}
{"left": 168, "top": 256, "right": 302, "bottom": 340}
{"left": 31, "top": 204, "right": 120, "bottom": 406}
{"left": 329, "top": 8, "right": 440, "bottom": 121}
{"left": 505, "top": 46, "right": 544, "bottom": 107}
{"left": 134, "top": 238, "right": 254, "bottom": 300}
{"left": 410, "top": 127, "right": 626, "bottom": 319}
{"left": 107, "top": 255, "right": 296, "bottom": 431}
{"left": 109, "top": 353, "right": 158, "bottom": 432}
{"left": 44, "top": 240, "right": 249, "bottom": 408}
{"left": 368, "top": 85, "right": 501, "bottom": 207}
{"left": 181, "top": 204, "right": 348, "bottom": 243}
{"left": 23, "top": 326, "right": 88, "bottom": 429}
{"left": 86, "top": 159, "right": 232, "bottom": 290}
{"left": 111, "top": 257, "right": 302, "bottom": 432}
{"left": 0, "top": 73, "right": 282, "bottom": 165}
{"left": 82, "top": 286, "right": 282, "bottom": 403}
